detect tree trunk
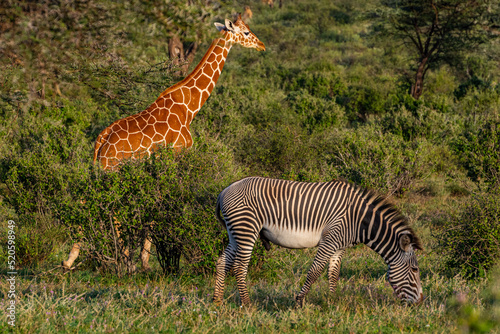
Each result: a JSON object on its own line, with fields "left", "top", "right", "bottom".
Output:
{"left": 168, "top": 35, "right": 184, "bottom": 76}
{"left": 411, "top": 57, "right": 428, "bottom": 99}
{"left": 183, "top": 41, "right": 198, "bottom": 75}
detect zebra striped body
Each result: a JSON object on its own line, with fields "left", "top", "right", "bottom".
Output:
{"left": 214, "top": 177, "right": 423, "bottom": 307}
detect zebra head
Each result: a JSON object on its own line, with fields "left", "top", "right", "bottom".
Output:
{"left": 387, "top": 231, "right": 424, "bottom": 304}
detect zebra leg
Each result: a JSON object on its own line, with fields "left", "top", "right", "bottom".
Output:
{"left": 296, "top": 234, "right": 340, "bottom": 307}
{"left": 328, "top": 249, "right": 345, "bottom": 293}
{"left": 259, "top": 230, "right": 271, "bottom": 251}
{"left": 213, "top": 244, "right": 236, "bottom": 305}
{"left": 232, "top": 236, "right": 258, "bottom": 306}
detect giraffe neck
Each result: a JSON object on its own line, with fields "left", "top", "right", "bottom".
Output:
{"left": 158, "top": 37, "right": 232, "bottom": 124}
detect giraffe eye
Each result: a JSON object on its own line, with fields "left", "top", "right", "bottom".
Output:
{"left": 244, "top": 32, "right": 250, "bottom": 36}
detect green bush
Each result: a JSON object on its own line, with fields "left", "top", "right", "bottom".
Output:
{"left": 440, "top": 192, "right": 500, "bottom": 279}
{"left": 3, "top": 159, "right": 71, "bottom": 267}
{"left": 280, "top": 70, "right": 346, "bottom": 99}
{"left": 2, "top": 120, "right": 90, "bottom": 267}
{"left": 337, "top": 85, "right": 387, "bottom": 122}
{"left": 454, "top": 86, "right": 500, "bottom": 117}
{"left": 286, "top": 89, "right": 345, "bottom": 133}
{"left": 318, "top": 124, "right": 441, "bottom": 195}
{"left": 454, "top": 76, "right": 491, "bottom": 100}
{"left": 452, "top": 119, "right": 500, "bottom": 188}
{"left": 55, "top": 138, "right": 264, "bottom": 275}
{"left": 233, "top": 123, "right": 326, "bottom": 180}
{"left": 380, "top": 105, "right": 461, "bottom": 142}
{"left": 2, "top": 120, "right": 264, "bottom": 275}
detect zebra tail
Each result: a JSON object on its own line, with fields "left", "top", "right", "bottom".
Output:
{"left": 215, "top": 191, "right": 227, "bottom": 230}
{"left": 216, "top": 186, "right": 271, "bottom": 251}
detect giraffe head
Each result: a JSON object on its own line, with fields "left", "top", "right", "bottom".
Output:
{"left": 214, "top": 14, "right": 265, "bottom": 51}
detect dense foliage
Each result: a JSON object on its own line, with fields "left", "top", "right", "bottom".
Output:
{"left": 1, "top": 0, "right": 499, "bottom": 281}
{"left": 449, "top": 263, "right": 500, "bottom": 332}
{"left": 452, "top": 119, "right": 500, "bottom": 189}
{"left": 52, "top": 139, "right": 251, "bottom": 275}
{"left": 440, "top": 192, "right": 500, "bottom": 279}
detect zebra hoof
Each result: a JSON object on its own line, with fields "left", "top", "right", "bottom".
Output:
{"left": 295, "top": 296, "right": 304, "bottom": 308}
{"left": 240, "top": 300, "right": 252, "bottom": 308}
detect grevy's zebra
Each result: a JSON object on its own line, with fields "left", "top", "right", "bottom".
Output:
{"left": 214, "top": 177, "right": 424, "bottom": 307}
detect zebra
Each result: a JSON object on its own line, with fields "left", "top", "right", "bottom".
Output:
{"left": 213, "top": 176, "right": 424, "bottom": 307}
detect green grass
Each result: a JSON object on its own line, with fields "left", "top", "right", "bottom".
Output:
{"left": 0, "top": 236, "right": 488, "bottom": 333}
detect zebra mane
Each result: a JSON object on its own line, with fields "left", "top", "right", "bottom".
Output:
{"left": 352, "top": 183, "right": 424, "bottom": 251}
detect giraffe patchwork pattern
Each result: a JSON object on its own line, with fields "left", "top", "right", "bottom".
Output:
{"left": 95, "top": 16, "right": 265, "bottom": 170}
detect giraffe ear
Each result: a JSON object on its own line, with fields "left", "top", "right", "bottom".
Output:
{"left": 225, "top": 18, "right": 238, "bottom": 33}
{"left": 214, "top": 22, "right": 226, "bottom": 32}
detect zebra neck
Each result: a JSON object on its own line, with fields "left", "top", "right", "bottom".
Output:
{"left": 356, "top": 195, "right": 405, "bottom": 264}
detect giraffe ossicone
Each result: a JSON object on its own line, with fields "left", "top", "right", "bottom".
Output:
{"left": 62, "top": 15, "right": 266, "bottom": 270}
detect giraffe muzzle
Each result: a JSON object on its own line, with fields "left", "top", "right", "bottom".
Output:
{"left": 256, "top": 41, "right": 266, "bottom": 51}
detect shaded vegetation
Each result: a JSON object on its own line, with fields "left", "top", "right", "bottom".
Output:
{"left": 440, "top": 192, "right": 500, "bottom": 279}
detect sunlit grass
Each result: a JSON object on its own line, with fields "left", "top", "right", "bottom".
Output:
{"left": 0, "top": 243, "right": 487, "bottom": 333}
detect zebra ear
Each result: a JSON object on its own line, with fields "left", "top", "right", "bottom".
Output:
{"left": 400, "top": 231, "right": 424, "bottom": 252}
{"left": 399, "top": 234, "right": 412, "bottom": 252}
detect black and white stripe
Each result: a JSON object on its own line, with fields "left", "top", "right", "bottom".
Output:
{"left": 213, "top": 176, "right": 423, "bottom": 307}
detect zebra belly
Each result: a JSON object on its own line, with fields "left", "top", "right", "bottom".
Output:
{"left": 261, "top": 225, "right": 322, "bottom": 249}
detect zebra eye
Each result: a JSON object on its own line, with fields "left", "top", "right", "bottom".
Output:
{"left": 411, "top": 266, "right": 419, "bottom": 273}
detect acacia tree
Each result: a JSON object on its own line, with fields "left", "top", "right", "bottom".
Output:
{"left": 135, "top": 0, "right": 218, "bottom": 75}
{"left": 381, "top": 0, "right": 499, "bottom": 99}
